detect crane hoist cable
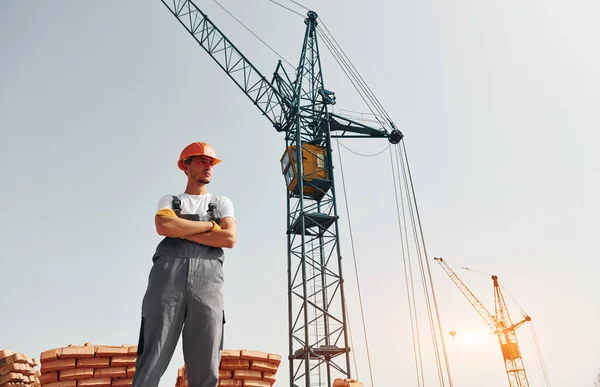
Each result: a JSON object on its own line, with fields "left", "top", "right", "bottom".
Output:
{"left": 530, "top": 322, "right": 552, "bottom": 387}
{"left": 335, "top": 139, "right": 455, "bottom": 387}
{"left": 389, "top": 144, "right": 425, "bottom": 387}
{"left": 391, "top": 143, "right": 455, "bottom": 387}
{"left": 335, "top": 139, "right": 376, "bottom": 387}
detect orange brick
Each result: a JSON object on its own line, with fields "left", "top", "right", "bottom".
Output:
{"left": 61, "top": 346, "right": 95, "bottom": 359}
{"left": 94, "top": 366, "right": 127, "bottom": 379}
{"left": 220, "top": 359, "right": 250, "bottom": 370}
{"left": 126, "top": 365, "right": 136, "bottom": 378}
{"left": 95, "top": 346, "right": 129, "bottom": 358}
{"left": 112, "top": 378, "right": 133, "bottom": 387}
{"left": 243, "top": 380, "right": 271, "bottom": 387}
{"left": 41, "top": 359, "right": 77, "bottom": 373}
{"left": 240, "top": 351, "right": 268, "bottom": 362}
{"left": 219, "top": 369, "right": 232, "bottom": 379}
{"left": 266, "top": 354, "right": 281, "bottom": 366}
{"left": 59, "top": 367, "right": 94, "bottom": 380}
{"left": 0, "top": 361, "right": 34, "bottom": 376}
{"left": 0, "top": 350, "right": 14, "bottom": 361}
{"left": 78, "top": 377, "right": 112, "bottom": 387}
{"left": 220, "top": 350, "right": 240, "bottom": 360}
{"left": 41, "top": 348, "right": 63, "bottom": 363}
{"left": 40, "top": 371, "right": 59, "bottom": 383}
{"left": 249, "top": 361, "right": 277, "bottom": 373}
{"left": 127, "top": 346, "right": 138, "bottom": 356}
{"left": 233, "top": 370, "right": 262, "bottom": 380}
{"left": 262, "top": 372, "right": 276, "bottom": 384}
{"left": 111, "top": 356, "right": 137, "bottom": 367}
{"left": 0, "top": 372, "right": 28, "bottom": 384}
{"left": 45, "top": 381, "right": 77, "bottom": 387}
{"left": 0, "top": 353, "right": 29, "bottom": 368}
{"left": 77, "top": 357, "right": 111, "bottom": 368}
{"left": 219, "top": 379, "right": 243, "bottom": 387}
{"left": 7, "top": 382, "right": 37, "bottom": 387}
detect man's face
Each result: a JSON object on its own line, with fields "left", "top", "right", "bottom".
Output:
{"left": 185, "top": 155, "right": 215, "bottom": 184}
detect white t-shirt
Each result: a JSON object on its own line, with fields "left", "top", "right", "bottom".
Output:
{"left": 157, "top": 193, "right": 235, "bottom": 222}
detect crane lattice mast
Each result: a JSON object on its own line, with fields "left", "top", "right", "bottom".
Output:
{"left": 434, "top": 257, "right": 531, "bottom": 387}
{"left": 160, "top": 1, "right": 403, "bottom": 386}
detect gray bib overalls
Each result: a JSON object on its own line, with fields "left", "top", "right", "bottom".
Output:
{"left": 132, "top": 196, "right": 225, "bottom": 387}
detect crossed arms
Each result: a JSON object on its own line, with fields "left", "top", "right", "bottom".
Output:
{"left": 155, "top": 214, "right": 236, "bottom": 249}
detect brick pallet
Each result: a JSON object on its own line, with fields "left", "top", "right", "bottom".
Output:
{"left": 0, "top": 349, "right": 41, "bottom": 387}
{"left": 175, "top": 350, "right": 281, "bottom": 387}
{"left": 38, "top": 343, "right": 137, "bottom": 387}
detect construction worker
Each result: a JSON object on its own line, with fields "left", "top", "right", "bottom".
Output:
{"left": 132, "top": 142, "right": 237, "bottom": 387}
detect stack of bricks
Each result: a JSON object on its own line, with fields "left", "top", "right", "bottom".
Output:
{"left": 38, "top": 343, "right": 137, "bottom": 387}
{"left": 0, "top": 349, "right": 41, "bottom": 387}
{"left": 332, "top": 378, "right": 364, "bottom": 387}
{"left": 175, "top": 350, "right": 281, "bottom": 387}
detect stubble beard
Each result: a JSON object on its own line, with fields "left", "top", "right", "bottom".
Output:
{"left": 194, "top": 173, "right": 211, "bottom": 185}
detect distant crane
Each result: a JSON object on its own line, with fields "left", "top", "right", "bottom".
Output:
{"left": 434, "top": 257, "right": 531, "bottom": 387}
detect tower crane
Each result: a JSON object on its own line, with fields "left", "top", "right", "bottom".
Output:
{"left": 159, "top": 1, "right": 404, "bottom": 387}
{"left": 434, "top": 257, "right": 531, "bottom": 387}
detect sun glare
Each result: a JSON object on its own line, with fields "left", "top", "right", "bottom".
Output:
{"left": 449, "top": 330, "right": 490, "bottom": 346}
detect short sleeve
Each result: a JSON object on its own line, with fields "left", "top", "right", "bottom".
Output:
{"left": 157, "top": 195, "right": 174, "bottom": 211}
{"left": 218, "top": 196, "right": 235, "bottom": 221}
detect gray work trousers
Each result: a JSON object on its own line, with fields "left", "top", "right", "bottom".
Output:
{"left": 132, "top": 238, "right": 225, "bottom": 387}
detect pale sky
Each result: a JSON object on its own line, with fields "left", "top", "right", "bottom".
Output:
{"left": 1, "top": 1, "right": 599, "bottom": 387}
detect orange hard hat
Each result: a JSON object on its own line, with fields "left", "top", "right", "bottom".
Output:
{"left": 177, "top": 142, "right": 222, "bottom": 170}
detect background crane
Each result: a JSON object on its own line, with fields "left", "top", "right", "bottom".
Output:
{"left": 433, "top": 257, "right": 531, "bottom": 387}
{"left": 159, "top": 1, "right": 405, "bottom": 387}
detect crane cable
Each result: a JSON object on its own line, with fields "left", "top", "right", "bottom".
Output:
{"left": 316, "top": 21, "right": 394, "bottom": 126}
{"left": 392, "top": 143, "right": 454, "bottom": 387}
{"left": 335, "top": 139, "right": 375, "bottom": 387}
{"left": 337, "top": 141, "right": 389, "bottom": 157}
{"left": 287, "top": 0, "right": 310, "bottom": 12}
{"left": 211, "top": 0, "right": 298, "bottom": 69}
{"left": 529, "top": 322, "right": 552, "bottom": 387}
{"left": 389, "top": 144, "right": 425, "bottom": 387}
{"left": 335, "top": 140, "right": 456, "bottom": 387}
{"left": 316, "top": 28, "right": 389, "bottom": 130}
{"left": 267, "top": 0, "right": 305, "bottom": 18}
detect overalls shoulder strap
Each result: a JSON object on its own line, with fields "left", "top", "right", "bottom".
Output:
{"left": 207, "top": 194, "right": 221, "bottom": 222}
{"left": 171, "top": 195, "right": 182, "bottom": 216}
